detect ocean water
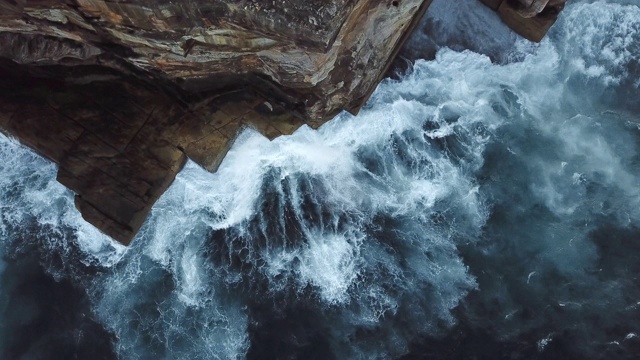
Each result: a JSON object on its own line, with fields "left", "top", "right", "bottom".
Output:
{"left": 1, "top": 0, "right": 639, "bottom": 359}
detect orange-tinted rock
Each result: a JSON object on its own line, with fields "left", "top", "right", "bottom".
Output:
{"left": 0, "top": 0, "right": 433, "bottom": 122}
{"left": 479, "top": 0, "right": 567, "bottom": 43}
{"left": 498, "top": 0, "right": 565, "bottom": 42}
{"left": 0, "top": 0, "right": 564, "bottom": 244}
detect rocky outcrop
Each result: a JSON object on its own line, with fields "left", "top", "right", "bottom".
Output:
{"left": 1, "top": 0, "right": 435, "bottom": 122}
{"left": 0, "top": 0, "right": 433, "bottom": 244}
{"left": 480, "top": 0, "right": 567, "bottom": 42}
{"left": 0, "top": 0, "right": 563, "bottom": 245}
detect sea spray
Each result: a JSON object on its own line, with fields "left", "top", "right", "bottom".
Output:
{"left": 1, "top": 0, "right": 639, "bottom": 359}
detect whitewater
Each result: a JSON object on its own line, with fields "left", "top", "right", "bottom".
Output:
{"left": 1, "top": 0, "right": 639, "bottom": 358}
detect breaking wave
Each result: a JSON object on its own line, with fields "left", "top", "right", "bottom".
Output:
{"left": 1, "top": 0, "right": 639, "bottom": 359}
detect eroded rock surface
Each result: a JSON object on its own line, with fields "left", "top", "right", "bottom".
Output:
{"left": 0, "top": 0, "right": 433, "bottom": 244}
{"left": 1, "top": 0, "right": 435, "bottom": 121}
{"left": 0, "top": 0, "right": 564, "bottom": 244}
{"left": 480, "top": 0, "right": 568, "bottom": 41}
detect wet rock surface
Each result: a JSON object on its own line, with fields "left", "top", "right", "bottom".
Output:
{"left": 480, "top": 0, "right": 567, "bottom": 41}
{"left": 0, "top": 0, "right": 433, "bottom": 244}
{"left": 0, "top": 0, "right": 562, "bottom": 244}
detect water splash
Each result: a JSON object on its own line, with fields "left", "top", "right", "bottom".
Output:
{"left": 1, "top": 0, "right": 640, "bottom": 359}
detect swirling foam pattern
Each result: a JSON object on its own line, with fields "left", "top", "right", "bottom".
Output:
{"left": 1, "top": 0, "right": 639, "bottom": 359}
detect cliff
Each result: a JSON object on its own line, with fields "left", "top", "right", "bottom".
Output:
{"left": 0, "top": 0, "right": 565, "bottom": 245}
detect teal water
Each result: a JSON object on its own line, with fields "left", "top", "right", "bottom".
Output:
{"left": 1, "top": 1, "right": 639, "bottom": 358}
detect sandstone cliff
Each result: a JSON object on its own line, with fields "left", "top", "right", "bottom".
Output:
{"left": 0, "top": 0, "right": 564, "bottom": 244}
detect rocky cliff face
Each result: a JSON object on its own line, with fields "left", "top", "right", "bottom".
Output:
{"left": 0, "top": 0, "right": 434, "bottom": 244}
{"left": 0, "top": 0, "right": 563, "bottom": 244}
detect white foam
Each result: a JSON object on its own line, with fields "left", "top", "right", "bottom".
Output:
{"left": 2, "top": 1, "right": 640, "bottom": 358}
{"left": 296, "top": 231, "right": 364, "bottom": 304}
{"left": 558, "top": 1, "right": 640, "bottom": 86}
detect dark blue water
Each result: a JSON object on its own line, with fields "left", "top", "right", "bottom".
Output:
{"left": 1, "top": 0, "right": 639, "bottom": 359}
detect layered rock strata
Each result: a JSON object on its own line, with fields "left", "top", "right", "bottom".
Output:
{"left": 0, "top": 0, "right": 433, "bottom": 244}
{"left": 0, "top": 0, "right": 564, "bottom": 244}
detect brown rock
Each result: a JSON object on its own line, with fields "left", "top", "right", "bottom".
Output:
{"left": 478, "top": 1, "right": 568, "bottom": 42}
{"left": 0, "top": 0, "right": 564, "bottom": 244}
{"left": 0, "top": 0, "right": 434, "bottom": 244}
